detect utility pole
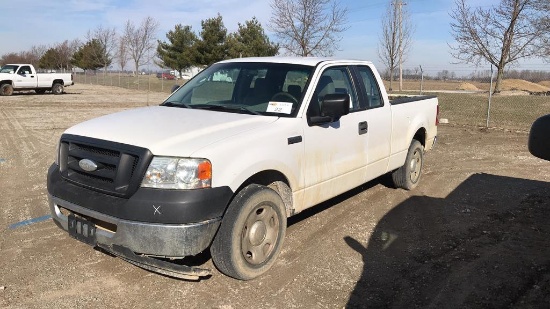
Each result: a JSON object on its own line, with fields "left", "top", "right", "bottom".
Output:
{"left": 397, "top": 0, "right": 406, "bottom": 92}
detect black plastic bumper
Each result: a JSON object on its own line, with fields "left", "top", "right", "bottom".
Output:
{"left": 47, "top": 163, "right": 234, "bottom": 258}
{"left": 47, "top": 163, "right": 233, "bottom": 224}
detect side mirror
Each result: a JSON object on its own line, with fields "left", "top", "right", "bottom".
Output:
{"left": 528, "top": 114, "right": 550, "bottom": 161}
{"left": 171, "top": 84, "right": 180, "bottom": 93}
{"left": 309, "top": 93, "right": 350, "bottom": 125}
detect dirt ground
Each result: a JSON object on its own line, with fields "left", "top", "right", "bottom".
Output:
{"left": 1, "top": 84, "right": 549, "bottom": 308}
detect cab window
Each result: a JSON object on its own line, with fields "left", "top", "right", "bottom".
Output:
{"left": 18, "top": 66, "right": 32, "bottom": 75}
{"left": 308, "top": 66, "right": 359, "bottom": 116}
{"left": 356, "top": 66, "right": 383, "bottom": 108}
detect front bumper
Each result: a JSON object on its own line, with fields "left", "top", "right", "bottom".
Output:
{"left": 47, "top": 162, "right": 234, "bottom": 279}
{"left": 49, "top": 194, "right": 221, "bottom": 258}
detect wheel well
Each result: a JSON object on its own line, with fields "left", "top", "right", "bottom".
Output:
{"left": 1, "top": 80, "right": 13, "bottom": 86}
{"left": 53, "top": 80, "right": 64, "bottom": 86}
{"left": 413, "top": 128, "right": 427, "bottom": 147}
{"left": 238, "top": 170, "right": 294, "bottom": 217}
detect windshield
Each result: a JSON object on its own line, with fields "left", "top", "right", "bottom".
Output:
{"left": 163, "top": 62, "right": 313, "bottom": 117}
{"left": 0, "top": 65, "right": 18, "bottom": 73}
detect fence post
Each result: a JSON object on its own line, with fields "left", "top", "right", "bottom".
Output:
{"left": 486, "top": 65, "right": 494, "bottom": 128}
{"left": 420, "top": 65, "right": 424, "bottom": 95}
{"left": 147, "top": 72, "right": 151, "bottom": 106}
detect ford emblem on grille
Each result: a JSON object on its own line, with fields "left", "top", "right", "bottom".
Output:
{"left": 79, "top": 159, "right": 98, "bottom": 172}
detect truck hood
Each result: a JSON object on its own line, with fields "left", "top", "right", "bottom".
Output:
{"left": 64, "top": 106, "right": 278, "bottom": 156}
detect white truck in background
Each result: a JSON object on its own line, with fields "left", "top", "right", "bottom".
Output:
{"left": 47, "top": 57, "right": 438, "bottom": 280}
{"left": 0, "top": 64, "right": 74, "bottom": 96}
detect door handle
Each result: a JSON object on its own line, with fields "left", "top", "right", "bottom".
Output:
{"left": 287, "top": 135, "right": 303, "bottom": 145}
{"left": 358, "top": 121, "right": 368, "bottom": 135}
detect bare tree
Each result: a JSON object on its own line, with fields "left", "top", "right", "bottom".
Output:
{"left": 450, "top": 0, "right": 549, "bottom": 93}
{"left": 116, "top": 38, "right": 129, "bottom": 73}
{"left": 55, "top": 40, "right": 81, "bottom": 71}
{"left": 378, "top": 0, "right": 414, "bottom": 91}
{"left": 28, "top": 45, "right": 48, "bottom": 66}
{"left": 87, "top": 25, "right": 118, "bottom": 73}
{"left": 269, "top": 0, "right": 348, "bottom": 56}
{"left": 123, "top": 16, "right": 159, "bottom": 74}
{"left": 0, "top": 45, "right": 46, "bottom": 66}
{"left": 534, "top": 0, "right": 550, "bottom": 60}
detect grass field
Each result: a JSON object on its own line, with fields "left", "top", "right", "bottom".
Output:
{"left": 435, "top": 92, "right": 550, "bottom": 130}
{"left": 72, "top": 73, "right": 550, "bottom": 131}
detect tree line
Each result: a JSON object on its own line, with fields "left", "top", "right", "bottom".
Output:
{"left": 2, "top": 0, "right": 548, "bottom": 93}
{"left": 156, "top": 15, "right": 278, "bottom": 77}
{"left": 379, "top": 0, "right": 550, "bottom": 93}
{"left": 0, "top": 0, "right": 347, "bottom": 77}
{"left": 0, "top": 15, "right": 278, "bottom": 76}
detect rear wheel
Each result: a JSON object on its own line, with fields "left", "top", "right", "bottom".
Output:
{"left": 211, "top": 184, "right": 286, "bottom": 280}
{"left": 1, "top": 84, "right": 13, "bottom": 96}
{"left": 51, "top": 83, "right": 63, "bottom": 95}
{"left": 392, "top": 140, "right": 424, "bottom": 190}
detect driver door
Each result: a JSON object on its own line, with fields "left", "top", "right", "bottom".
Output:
{"left": 301, "top": 66, "right": 369, "bottom": 209}
{"left": 15, "top": 66, "right": 36, "bottom": 88}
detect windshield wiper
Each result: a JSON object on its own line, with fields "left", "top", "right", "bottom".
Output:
{"left": 161, "top": 101, "right": 192, "bottom": 109}
{"left": 225, "top": 106, "right": 262, "bottom": 115}
{"left": 193, "top": 104, "right": 261, "bottom": 115}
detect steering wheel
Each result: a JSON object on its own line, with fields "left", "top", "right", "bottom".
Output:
{"left": 270, "top": 92, "right": 298, "bottom": 104}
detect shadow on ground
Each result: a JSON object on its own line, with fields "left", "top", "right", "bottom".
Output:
{"left": 346, "top": 173, "right": 550, "bottom": 308}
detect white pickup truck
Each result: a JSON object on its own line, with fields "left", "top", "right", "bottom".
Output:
{"left": 47, "top": 57, "right": 438, "bottom": 280}
{"left": 0, "top": 64, "right": 74, "bottom": 95}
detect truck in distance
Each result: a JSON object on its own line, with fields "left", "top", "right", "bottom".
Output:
{"left": 0, "top": 64, "right": 74, "bottom": 96}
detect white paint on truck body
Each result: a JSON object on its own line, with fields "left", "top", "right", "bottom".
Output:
{"left": 61, "top": 57, "right": 438, "bottom": 215}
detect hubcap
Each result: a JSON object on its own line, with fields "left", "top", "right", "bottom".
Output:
{"left": 249, "top": 221, "right": 267, "bottom": 246}
{"left": 409, "top": 149, "right": 421, "bottom": 183}
{"left": 241, "top": 204, "right": 280, "bottom": 265}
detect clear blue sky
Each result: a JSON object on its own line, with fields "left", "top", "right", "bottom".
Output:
{"left": 1, "top": 0, "right": 548, "bottom": 74}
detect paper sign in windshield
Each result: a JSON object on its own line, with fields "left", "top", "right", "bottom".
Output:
{"left": 267, "top": 101, "right": 293, "bottom": 114}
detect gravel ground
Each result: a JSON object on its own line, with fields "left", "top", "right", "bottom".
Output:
{"left": 1, "top": 84, "right": 549, "bottom": 308}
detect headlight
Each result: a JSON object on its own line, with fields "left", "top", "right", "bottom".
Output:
{"left": 141, "top": 157, "right": 212, "bottom": 189}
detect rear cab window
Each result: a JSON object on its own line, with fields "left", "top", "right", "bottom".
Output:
{"left": 354, "top": 66, "right": 383, "bottom": 109}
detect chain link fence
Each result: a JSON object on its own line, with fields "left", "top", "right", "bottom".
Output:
{"left": 73, "top": 68, "right": 550, "bottom": 132}
{"left": 384, "top": 68, "right": 550, "bottom": 132}
{"left": 72, "top": 71, "right": 181, "bottom": 95}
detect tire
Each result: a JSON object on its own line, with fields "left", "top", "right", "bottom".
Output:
{"left": 392, "top": 140, "right": 424, "bottom": 190}
{"left": 211, "top": 184, "right": 287, "bottom": 280}
{"left": 1, "top": 84, "right": 13, "bottom": 96}
{"left": 35, "top": 89, "right": 46, "bottom": 94}
{"left": 51, "top": 83, "right": 63, "bottom": 95}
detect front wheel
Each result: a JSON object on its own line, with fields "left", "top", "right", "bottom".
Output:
{"left": 392, "top": 140, "right": 424, "bottom": 190}
{"left": 211, "top": 184, "right": 286, "bottom": 280}
{"left": 51, "top": 83, "right": 63, "bottom": 95}
{"left": 1, "top": 84, "right": 13, "bottom": 96}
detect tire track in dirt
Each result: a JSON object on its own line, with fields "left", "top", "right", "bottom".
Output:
{"left": 0, "top": 107, "right": 35, "bottom": 228}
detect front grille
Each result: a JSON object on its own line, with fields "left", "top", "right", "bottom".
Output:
{"left": 59, "top": 134, "right": 153, "bottom": 198}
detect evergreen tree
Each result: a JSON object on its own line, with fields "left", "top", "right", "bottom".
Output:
{"left": 157, "top": 24, "right": 198, "bottom": 76}
{"left": 38, "top": 48, "right": 61, "bottom": 70}
{"left": 72, "top": 39, "right": 110, "bottom": 71}
{"left": 227, "top": 17, "right": 279, "bottom": 58}
{"left": 196, "top": 14, "right": 228, "bottom": 65}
